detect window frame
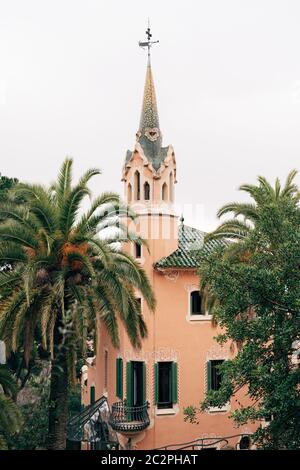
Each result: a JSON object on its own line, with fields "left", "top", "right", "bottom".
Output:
{"left": 116, "top": 357, "right": 123, "bottom": 399}
{"left": 155, "top": 361, "right": 178, "bottom": 411}
{"left": 90, "top": 385, "right": 95, "bottom": 405}
{"left": 187, "top": 287, "right": 212, "bottom": 322}
{"left": 190, "top": 290, "right": 203, "bottom": 315}
{"left": 206, "top": 359, "right": 230, "bottom": 413}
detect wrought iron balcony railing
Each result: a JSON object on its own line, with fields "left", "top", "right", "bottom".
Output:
{"left": 109, "top": 401, "right": 150, "bottom": 434}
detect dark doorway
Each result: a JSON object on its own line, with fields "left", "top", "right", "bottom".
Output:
{"left": 132, "top": 361, "right": 144, "bottom": 407}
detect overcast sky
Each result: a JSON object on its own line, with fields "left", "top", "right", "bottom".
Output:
{"left": 0, "top": 0, "right": 300, "bottom": 231}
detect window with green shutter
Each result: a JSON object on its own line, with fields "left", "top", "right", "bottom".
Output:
{"left": 116, "top": 358, "right": 123, "bottom": 399}
{"left": 171, "top": 362, "right": 178, "bottom": 404}
{"left": 154, "top": 362, "right": 159, "bottom": 405}
{"left": 90, "top": 385, "right": 95, "bottom": 405}
{"left": 207, "top": 360, "right": 224, "bottom": 392}
{"left": 142, "top": 361, "right": 146, "bottom": 404}
{"left": 156, "top": 362, "right": 178, "bottom": 409}
{"left": 126, "top": 361, "right": 133, "bottom": 407}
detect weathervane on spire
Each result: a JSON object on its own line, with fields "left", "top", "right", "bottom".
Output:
{"left": 138, "top": 20, "right": 159, "bottom": 59}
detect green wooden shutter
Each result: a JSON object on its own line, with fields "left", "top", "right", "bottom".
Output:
{"left": 154, "top": 363, "right": 159, "bottom": 405}
{"left": 207, "top": 360, "right": 212, "bottom": 392}
{"left": 116, "top": 358, "right": 123, "bottom": 399}
{"left": 90, "top": 385, "right": 95, "bottom": 405}
{"left": 120, "top": 358, "right": 123, "bottom": 399}
{"left": 116, "top": 359, "right": 119, "bottom": 397}
{"left": 142, "top": 362, "right": 146, "bottom": 404}
{"left": 126, "top": 361, "right": 133, "bottom": 407}
{"left": 171, "top": 362, "right": 178, "bottom": 404}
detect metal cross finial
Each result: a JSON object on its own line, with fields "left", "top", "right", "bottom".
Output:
{"left": 139, "top": 21, "right": 159, "bottom": 60}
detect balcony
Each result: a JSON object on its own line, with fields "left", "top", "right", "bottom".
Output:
{"left": 109, "top": 401, "right": 150, "bottom": 434}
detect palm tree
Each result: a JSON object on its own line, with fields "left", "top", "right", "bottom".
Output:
{"left": 205, "top": 169, "right": 299, "bottom": 243}
{"left": 199, "top": 170, "right": 299, "bottom": 317}
{"left": 0, "top": 365, "right": 22, "bottom": 449}
{"left": 0, "top": 158, "right": 155, "bottom": 450}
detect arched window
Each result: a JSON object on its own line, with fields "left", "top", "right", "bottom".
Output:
{"left": 190, "top": 290, "right": 202, "bottom": 315}
{"left": 134, "top": 242, "right": 141, "bottom": 259}
{"left": 144, "top": 181, "right": 150, "bottom": 200}
{"left": 162, "top": 182, "right": 168, "bottom": 201}
{"left": 239, "top": 436, "right": 251, "bottom": 450}
{"left": 127, "top": 183, "right": 132, "bottom": 202}
{"left": 134, "top": 170, "right": 140, "bottom": 201}
{"left": 169, "top": 172, "right": 174, "bottom": 202}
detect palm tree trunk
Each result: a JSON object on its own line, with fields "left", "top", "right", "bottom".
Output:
{"left": 46, "top": 318, "right": 69, "bottom": 450}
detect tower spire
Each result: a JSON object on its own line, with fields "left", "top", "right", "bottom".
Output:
{"left": 138, "top": 24, "right": 160, "bottom": 135}
{"left": 139, "top": 56, "right": 160, "bottom": 131}
{"left": 133, "top": 24, "right": 169, "bottom": 171}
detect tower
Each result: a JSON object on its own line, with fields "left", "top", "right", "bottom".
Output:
{"left": 81, "top": 25, "right": 259, "bottom": 451}
{"left": 122, "top": 28, "right": 178, "bottom": 261}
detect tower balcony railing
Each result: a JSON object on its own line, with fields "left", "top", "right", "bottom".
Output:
{"left": 109, "top": 401, "right": 150, "bottom": 434}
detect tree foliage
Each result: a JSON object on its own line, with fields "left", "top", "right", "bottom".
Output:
{"left": 0, "top": 365, "right": 22, "bottom": 449}
{"left": 185, "top": 172, "right": 300, "bottom": 449}
{"left": 0, "top": 158, "right": 156, "bottom": 449}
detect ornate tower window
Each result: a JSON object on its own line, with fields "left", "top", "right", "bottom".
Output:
{"left": 127, "top": 183, "right": 132, "bottom": 202}
{"left": 144, "top": 181, "right": 150, "bottom": 200}
{"left": 134, "top": 171, "right": 141, "bottom": 200}
{"left": 134, "top": 242, "right": 142, "bottom": 259}
{"left": 162, "top": 182, "right": 168, "bottom": 201}
{"left": 169, "top": 172, "right": 174, "bottom": 202}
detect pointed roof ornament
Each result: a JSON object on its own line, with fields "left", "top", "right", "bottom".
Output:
{"left": 138, "top": 19, "right": 159, "bottom": 62}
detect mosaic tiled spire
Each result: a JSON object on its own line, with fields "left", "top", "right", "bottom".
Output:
{"left": 129, "top": 25, "right": 169, "bottom": 171}
{"left": 135, "top": 57, "right": 166, "bottom": 170}
{"left": 139, "top": 58, "right": 160, "bottom": 132}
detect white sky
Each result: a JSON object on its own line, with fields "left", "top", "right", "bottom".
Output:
{"left": 0, "top": 0, "right": 300, "bottom": 231}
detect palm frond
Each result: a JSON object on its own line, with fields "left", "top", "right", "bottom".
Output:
{"left": 217, "top": 202, "right": 258, "bottom": 221}
{"left": 59, "top": 186, "right": 90, "bottom": 235}
{"left": 204, "top": 219, "right": 252, "bottom": 243}
{"left": 78, "top": 168, "right": 101, "bottom": 187}
{"left": 55, "top": 157, "right": 73, "bottom": 209}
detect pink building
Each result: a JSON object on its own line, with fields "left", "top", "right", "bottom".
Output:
{"left": 82, "top": 43, "right": 258, "bottom": 451}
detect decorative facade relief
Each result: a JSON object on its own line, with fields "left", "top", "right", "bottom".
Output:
{"left": 124, "top": 347, "right": 179, "bottom": 363}
{"left": 163, "top": 270, "right": 179, "bottom": 282}
{"left": 206, "top": 345, "right": 230, "bottom": 362}
{"left": 184, "top": 283, "right": 199, "bottom": 293}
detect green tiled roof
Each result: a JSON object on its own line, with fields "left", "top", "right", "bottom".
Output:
{"left": 154, "top": 224, "right": 224, "bottom": 269}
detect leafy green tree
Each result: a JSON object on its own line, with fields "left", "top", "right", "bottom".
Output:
{"left": 0, "top": 158, "right": 155, "bottom": 450}
{"left": 205, "top": 169, "right": 299, "bottom": 242}
{"left": 0, "top": 174, "right": 18, "bottom": 204}
{"left": 185, "top": 172, "right": 300, "bottom": 449}
{"left": 0, "top": 365, "right": 22, "bottom": 449}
